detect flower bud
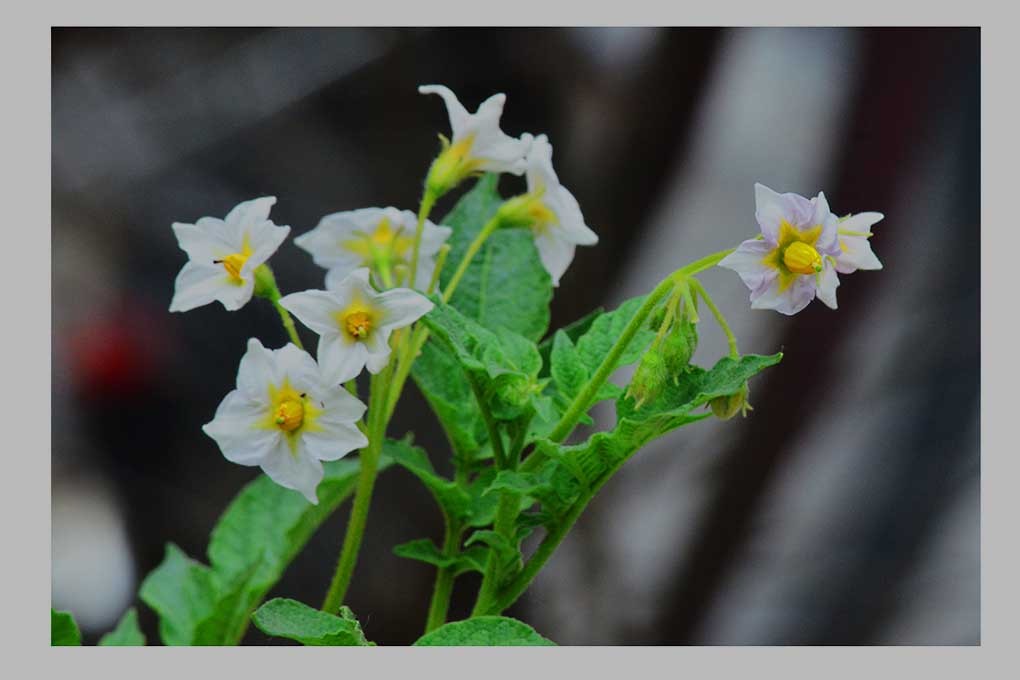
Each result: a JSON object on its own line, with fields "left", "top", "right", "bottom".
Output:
{"left": 627, "top": 349, "right": 670, "bottom": 409}
{"left": 662, "top": 317, "right": 698, "bottom": 377}
{"left": 709, "top": 382, "right": 751, "bottom": 420}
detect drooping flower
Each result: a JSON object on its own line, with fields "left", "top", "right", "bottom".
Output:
{"left": 419, "top": 84, "right": 531, "bottom": 195}
{"left": 294, "top": 207, "right": 452, "bottom": 292}
{"left": 719, "top": 183, "right": 843, "bottom": 315}
{"left": 202, "top": 338, "right": 368, "bottom": 504}
{"left": 170, "top": 197, "right": 290, "bottom": 313}
{"left": 278, "top": 268, "right": 434, "bottom": 384}
{"left": 500, "top": 133, "right": 598, "bottom": 287}
{"left": 833, "top": 211, "right": 884, "bottom": 274}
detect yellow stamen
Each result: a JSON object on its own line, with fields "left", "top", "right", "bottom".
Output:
{"left": 215, "top": 237, "right": 253, "bottom": 283}
{"left": 783, "top": 241, "right": 823, "bottom": 275}
{"left": 344, "top": 311, "right": 374, "bottom": 339}
{"left": 273, "top": 399, "right": 305, "bottom": 432}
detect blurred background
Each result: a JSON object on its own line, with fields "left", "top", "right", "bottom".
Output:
{"left": 51, "top": 27, "right": 979, "bottom": 645}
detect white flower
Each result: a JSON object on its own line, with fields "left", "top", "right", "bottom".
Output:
{"left": 517, "top": 133, "right": 598, "bottom": 286}
{"left": 202, "top": 338, "right": 368, "bottom": 504}
{"left": 834, "top": 212, "right": 884, "bottom": 274}
{"left": 278, "top": 268, "right": 434, "bottom": 384}
{"left": 294, "top": 207, "right": 452, "bottom": 292}
{"left": 170, "top": 197, "right": 290, "bottom": 313}
{"left": 419, "top": 84, "right": 531, "bottom": 194}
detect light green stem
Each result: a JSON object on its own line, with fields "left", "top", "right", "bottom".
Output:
{"left": 443, "top": 215, "right": 501, "bottom": 304}
{"left": 321, "top": 372, "right": 387, "bottom": 612}
{"left": 409, "top": 191, "right": 438, "bottom": 290}
{"left": 424, "top": 515, "right": 461, "bottom": 633}
{"left": 471, "top": 493, "right": 519, "bottom": 616}
{"left": 690, "top": 279, "right": 739, "bottom": 358}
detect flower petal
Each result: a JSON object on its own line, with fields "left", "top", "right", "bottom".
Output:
{"left": 259, "top": 439, "right": 324, "bottom": 504}
{"left": 274, "top": 343, "right": 324, "bottom": 394}
{"left": 376, "top": 288, "right": 434, "bottom": 331}
{"left": 320, "top": 384, "right": 369, "bottom": 422}
{"left": 815, "top": 264, "right": 840, "bottom": 309}
{"left": 533, "top": 229, "right": 576, "bottom": 287}
{"left": 303, "top": 418, "right": 368, "bottom": 462}
{"left": 279, "top": 289, "right": 344, "bottom": 336}
{"left": 718, "top": 239, "right": 774, "bottom": 293}
{"left": 318, "top": 334, "right": 368, "bottom": 384}
{"left": 419, "top": 84, "right": 472, "bottom": 140}
{"left": 754, "top": 183, "right": 788, "bottom": 243}
{"left": 835, "top": 235, "right": 883, "bottom": 274}
{"left": 169, "top": 261, "right": 240, "bottom": 313}
{"left": 202, "top": 390, "right": 279, "bottom": 465}
{"left": 172, "top": 219, "right": 236, "bottom": 261}
{"left": 750, "top": 272, "right": 816, "bottom": 316}
{"left": 224, "top": 196, "right": 276, "bottom": 230}
{"left": 242, "top": 221, "right": 290, "bottom": 275}
{"left": 236, "top": 337, "right": 278, "bottom": 401}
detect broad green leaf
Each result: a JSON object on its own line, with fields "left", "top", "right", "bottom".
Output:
{"left": 537, "top": 307, "right": 605, "bottom": 377}
{"left": 413, "top": 616, "right": 556, "bottom": 646}
{"left": 439, "top": 173, "right": 553, "bottom": 342}
{"left": 51, "top": 609, "right": 81, "bottom": 646}
{"left": 412, "top": 339, "right": 489, "bottom": 460}
{"left": 252, "top": 598, "right": 373, "bottom": 646}
{"left": 538, "top": 296, "right": 657, "bottom": 435}
{"left": 388, "top": 438, "right": 471, "bottom": 522}
{"left": 413, "top": 174, "right": 552, "bottom": 461}
{"left": 99, "top": 608, "right": 146, "bottom": 646}
{"left": 542, "top": 353, "right": 783, "bottom": 493}
{"left": 140, "top": 455, "right": 392, "bottom": 645}
{"left": 420, "top": 301, "right": 543, "bottom": 423}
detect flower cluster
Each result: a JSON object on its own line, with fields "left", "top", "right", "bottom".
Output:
{"left": 167, "top": 85, "right": 883, "bottom": 508}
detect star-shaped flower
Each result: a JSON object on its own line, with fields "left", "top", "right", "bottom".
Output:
{"left": 202, "top": 338, "right": 368, "bottom": 504}
{"left": 279, "top": 268, "right": 434, "bottom": 384}
{"left": 170, "top": 197, "right": 290, "bottom": 313}
{"left": 294, "top": 207, "right": 451, "bottom": 291}
{"left": 419, "top": 84, "right": 531, "bottom": 195}
{"left": 834, "top": 211, "right": 884, "bottom": 274}
{"left": 514, "top": 133, "right": 598, "bottom": 286}
{"left": 719, "top": 183, "right": 842, "bottom": 315}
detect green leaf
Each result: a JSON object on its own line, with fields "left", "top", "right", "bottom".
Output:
{"left": 393, "top": 538, "right": 456, "bottom": 569}
{"left": 537, "top": 307, "right": 605, "bottom": 377}
{"left": 546, "top": 353, "right": 783, "bottom": 492}
{"left": 412, "top": 339, "right": 489, "bottom": 460}
{"left": 413, "top": 616, "right": 556, "bottom": 646}
{"left": 51, "top": 609, "right": 81, "bottom": 646}
{"left": 140, "top": 455, "right": 392, "bottom": 645}
{"left": 439, "top": 173, "right": 553, "bottom": 342}
{"left": 413, "top": 174, "right": 552, "bottom": 460}
{"left": 420, "top": 301, "right": 543, "bottom": 423}
{"left": 387, "top": 437, "right": 471, "bottom": 522}
{"left": 539, "top": 296, "right": 657, "bottom": 435}
{"left": 99, "top": 608, "right": 146, "bottom": 646}
{"left": 252, "top": 598, "right": 373, "bottom": 646}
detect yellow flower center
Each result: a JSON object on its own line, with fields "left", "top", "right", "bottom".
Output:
{"left": 783, "top": 241, "right": 823, "bottom": 275}
{"left": 761, "top": 220, "right": 825, "bottom": 291}
{"left": 259, "top": 378, "right": 324, "bottom": 453}
{"left": 214, "top": 237, "right": 253, "bottom": 284}
{"left": 273, "top": 398, "right": 305, "bottom": 432}
{"left": 344, "top": 311, "right": 373, "bottom": 339}
{"left": 341, "top": 217, "right": 414, "bottom": 265}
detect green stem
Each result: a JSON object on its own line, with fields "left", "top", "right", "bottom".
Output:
{"left": 471, "top": 492, "right": 519, "bottom": 616}
{"left": 544, "top": 276, "right": 677, "bottom": 445}
{"left": 424, "top": 516, "right": 461, "bottom": 633}
{"left": 409, "top": 190, "right": 438, "bottom": 290}
{"left": 480, "top": 484, "right": 595, "bottom": 616}
{"left": 321, "top": 373, "right": 385, "bottom": 612}
{"left": 690, "top": 279, "right": 739, "bottom": 358}
{"left": 271, "top": 298, "right": 304, "bottom": 350}
{"left": 443, "top": 215, "right": 501, "bottom": 304}
{"left": 678, "top": 247, "right": 735, "bottom": 277}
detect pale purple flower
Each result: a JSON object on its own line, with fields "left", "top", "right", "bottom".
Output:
{"left": 719, "top": 183, "right": 842, "bottom": 315}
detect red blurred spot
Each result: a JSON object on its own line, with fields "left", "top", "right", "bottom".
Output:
{"left": 67, "top": 304, "right": 168, "bottom": 398}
